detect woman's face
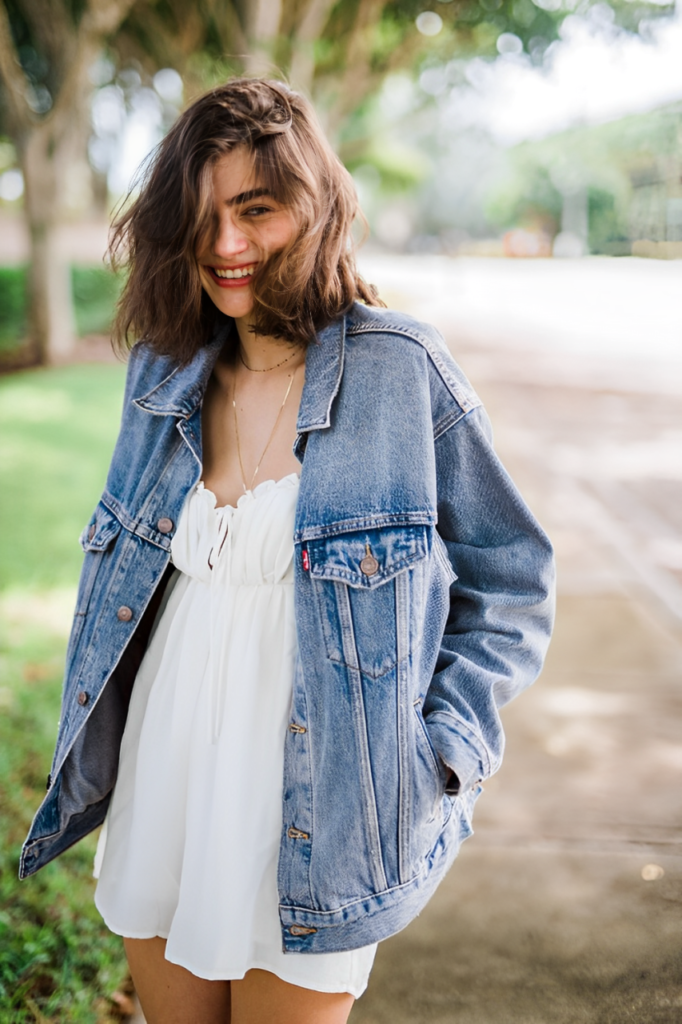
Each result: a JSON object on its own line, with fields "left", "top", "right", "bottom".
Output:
{"left": 196, "top": 147, "right": 298, "bottom": 323}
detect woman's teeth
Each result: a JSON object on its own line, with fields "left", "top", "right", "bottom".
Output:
{"left": 213, "top": 265, "right": 255, "bottom": 279}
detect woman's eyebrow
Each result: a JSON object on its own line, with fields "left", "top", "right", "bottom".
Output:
{"left": 225, "top": 187, "right": 273, "bottom": 206}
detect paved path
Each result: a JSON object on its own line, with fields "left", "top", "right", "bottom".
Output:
{"left": 349, "top": 255, "right": 682, "bottom": 1023}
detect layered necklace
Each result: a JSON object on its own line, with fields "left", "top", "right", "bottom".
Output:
{"left": 232, "top": 345, "right": 302, "bottom": 495}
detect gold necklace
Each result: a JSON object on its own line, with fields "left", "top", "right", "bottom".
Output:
{"left": 232, "top": 366, "right": 297, "bottom": 494}
{"left": 238, "top": 344, "right": 301, "bottom": 372}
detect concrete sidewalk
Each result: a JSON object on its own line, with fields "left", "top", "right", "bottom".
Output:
{"left": 349, "top": 265, "right": 682, "bottom": 1022}
{"left": 351, "top": 589, "right": 682, "bottom": 1024}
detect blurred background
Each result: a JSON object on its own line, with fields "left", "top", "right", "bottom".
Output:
{"left": 1, "top": 0, "right": 681, "bottom": 1021}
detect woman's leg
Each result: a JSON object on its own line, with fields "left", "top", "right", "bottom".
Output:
{"left": 123, "top": 937, "right": 231, "bottom": 1024}
{"left": 231, "top": 968, "right": 355, "bottom": 1024}
{"left": 125, "top": 939, "right": 355, "bottom": 1024}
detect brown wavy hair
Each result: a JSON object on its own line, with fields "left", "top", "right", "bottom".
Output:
{"left": 109, "top": 78, "right": 383, "bottom": 362}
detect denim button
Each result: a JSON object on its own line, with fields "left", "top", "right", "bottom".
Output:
{"left": 157, "top": 517, "right": 173, "bottom": 534}
{"left": 289, "top": 723, "right": 307, "bottom": 734}
{"left": 288, "top": 826, "right": 309, "bottom": 840}
{"left": 117, "top": 605, "right": 133, "bottom": 622}
{"left": 77, "top": 691, "right": 89, "bottom": 706}
{"left": 289, "top": 925, "right": 317, "bottom": 936}
{"left": 360, "top": 553, "right": 379, "bottom": 576}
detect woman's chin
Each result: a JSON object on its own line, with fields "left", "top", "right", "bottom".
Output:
{"left": 208, "top": 289, "right": 254, "bottom": 322}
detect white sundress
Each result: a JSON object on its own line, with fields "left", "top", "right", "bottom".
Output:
{"left": 94, "top": 474, "right": 377, "bottom": 996}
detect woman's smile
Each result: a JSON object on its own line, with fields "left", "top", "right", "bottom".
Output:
{"left": 207, "top": 262, "right": 258, "bottom": 286}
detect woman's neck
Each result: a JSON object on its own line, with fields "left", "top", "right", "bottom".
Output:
{"left": 234, "top": 316, "right": 302, "bottom": 372}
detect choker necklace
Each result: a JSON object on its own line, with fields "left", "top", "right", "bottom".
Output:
{"left": 238, "top": 345, "right": 301, "bottom": 373}
{"left": 232, "top": 366, "right": 298, "bottom": 494}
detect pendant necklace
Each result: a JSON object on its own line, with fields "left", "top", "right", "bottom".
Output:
{"left": 232, "top": 365, "right": 298, "bottom": 494}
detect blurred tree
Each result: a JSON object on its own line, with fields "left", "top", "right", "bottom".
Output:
{"left": 482, "top": 104, "right": 681, "bottom": 254}
{"left": 111, "top": 0, "right": 675, "bottom": 124}
{"left": 0, "top": 0, "right": 676, "bottom": 362}
{"left": 0, "top": 0, "right": 136, "bottom": 363}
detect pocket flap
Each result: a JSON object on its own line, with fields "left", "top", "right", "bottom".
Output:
{"left": 80, "top": 505, "right": 123, "bottom": 553}
{"left": 307, "top": 525, "right": 430, "bottom": 589}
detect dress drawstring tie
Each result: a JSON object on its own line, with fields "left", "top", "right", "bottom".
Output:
{"left": 206, "top": 504, "right": 235, "bottom": 744}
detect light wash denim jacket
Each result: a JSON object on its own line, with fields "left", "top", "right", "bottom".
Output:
{"left": 21, "top": 302, "right": 555, "bottom": 952}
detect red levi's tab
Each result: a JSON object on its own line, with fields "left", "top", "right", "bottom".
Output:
{"left": 302, "top": 549, "right": 310, "bottom": 572}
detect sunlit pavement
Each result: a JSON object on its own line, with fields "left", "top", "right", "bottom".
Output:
{"left": 349, "top": 255, "right": 682, "bottom": 1023}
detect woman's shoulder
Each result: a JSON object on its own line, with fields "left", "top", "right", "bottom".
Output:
{"left": 345, "top": 301, "right": 481, "bottom": 417}
{"left": 346, "top": 300, "right": 445, "bottom": 349}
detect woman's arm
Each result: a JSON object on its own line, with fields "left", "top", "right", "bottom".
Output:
{"left": 424, "top": 402, "right": 556, "bottom": 794}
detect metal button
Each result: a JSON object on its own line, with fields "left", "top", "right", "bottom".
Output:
{"left": 287, "top": 826, "right": 310, "bottom": 840}
{"left": 289, "top": 925, "right": 317, "bottom": 936}
{"left": 360, "top": 543, "right": 379, "bottom": 576}
{"left": 77, "top": 691, "right": 89, "bottom": 706}
{"left": 117, "top": 605, "right": 133, "bottom": 622}
{"left": 157, "top": 517, "right": 174, "bottom": 534}
{"left": 289, "top": 723, "right": 307, "bottom": 734}
{"left": 88, "top": 524, "right": 96, "bottom": 541}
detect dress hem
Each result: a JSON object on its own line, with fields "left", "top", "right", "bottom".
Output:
{"left": 96, "top": 912, "right": 368, "bottom": 997}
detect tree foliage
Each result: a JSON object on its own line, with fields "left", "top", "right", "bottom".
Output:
{"left": 0, "top": 0, "right": 677, "bottom": 361}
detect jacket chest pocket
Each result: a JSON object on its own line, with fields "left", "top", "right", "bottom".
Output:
{"left": 308, "top": 525, "right": 430, "bottom": 679}
{"left": 75, "top": 505, "right": 123, "bottom": 617}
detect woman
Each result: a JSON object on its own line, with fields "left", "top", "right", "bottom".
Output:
{"left": 21, "top": 79, "right": 554, "bottom": 1023}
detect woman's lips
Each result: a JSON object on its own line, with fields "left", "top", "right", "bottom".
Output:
{"left": 206, "top": 264, "right": 256, "bottom": 288}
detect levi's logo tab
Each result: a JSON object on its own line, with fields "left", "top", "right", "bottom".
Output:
{"left": 302, "top": 549, "right": 310, "bottom": 572}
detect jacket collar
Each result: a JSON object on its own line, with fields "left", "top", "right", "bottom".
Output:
{"left": 132, "top": 312, "right": 346, "bottom": 431}
{"left": 296, "top": 314, "right": 345, "bottom": 433}
{"left": 132, "top": 322, "right": 230, "bottom": 418}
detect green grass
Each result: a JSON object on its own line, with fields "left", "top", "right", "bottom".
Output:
{"left": 0, "top": 363, "right": 129, "bottom": 1022}
{"left": 0, "top": 364, "right": 127, "bottom": 590}
{"left": 0, "top": 267, "right": 122, "bottom": 354}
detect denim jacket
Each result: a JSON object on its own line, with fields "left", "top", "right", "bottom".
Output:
{"left": 21, "top": 302, "right": 554, "bottom": 953}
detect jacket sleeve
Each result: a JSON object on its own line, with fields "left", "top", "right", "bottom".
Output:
{"left": 423, "top": 399, "right": 555, "bottom": 794}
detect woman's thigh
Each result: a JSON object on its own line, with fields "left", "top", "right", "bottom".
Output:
{"left": 124, "top": 939, "right": 355, "bottom": 1024}
{"left": 231, "top": 968, "right": 355, "bottom": 1024}
{"left": 124, "top": 937, "right": 231, "bottom": 1024}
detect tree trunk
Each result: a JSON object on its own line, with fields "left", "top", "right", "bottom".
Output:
{"left": 21, "top": 123, "right": 77, "bottom": 364}
{"left": 289, "top": 0, "right": 337, "bottom": 95}
{"left": 0, "top": 0, "right": 138, "bottom": 364}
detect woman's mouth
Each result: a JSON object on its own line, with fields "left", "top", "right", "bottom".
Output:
{"left": 207, "top": 264, "right": 256, "bottom": 287}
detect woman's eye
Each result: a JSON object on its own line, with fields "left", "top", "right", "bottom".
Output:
{"left": 244, "top": 205, "right": 272, "bottom": 217}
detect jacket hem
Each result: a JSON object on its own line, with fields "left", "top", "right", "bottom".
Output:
{"left": 279, "top": 815, "right": 463, "bottom": 953}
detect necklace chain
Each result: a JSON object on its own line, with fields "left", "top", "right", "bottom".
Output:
{"left": 232, "top": 367, "right": 297, "bottom": 494}
{"left": 238, "top": 345, "right": 300, "bottom": 373}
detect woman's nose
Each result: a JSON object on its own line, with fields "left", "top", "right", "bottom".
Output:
{"left": 212, "top": 214, "right": 249, "bottom": 259}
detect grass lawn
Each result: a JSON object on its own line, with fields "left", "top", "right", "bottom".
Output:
{"left": 0, "top": 363, "right": 131, "bottom": 1022}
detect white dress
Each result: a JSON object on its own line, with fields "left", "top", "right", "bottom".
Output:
{"left": 94, "top": 474, "right": 377, "bottom": 996}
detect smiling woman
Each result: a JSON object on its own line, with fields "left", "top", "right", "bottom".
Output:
{"left": 109, "top": 80, "right": 379, "bottom": 365}
{"left": 21, "top": 79, "right": 555, "bottom": 1024}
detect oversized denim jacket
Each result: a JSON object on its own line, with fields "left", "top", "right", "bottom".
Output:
{"left": 21, "top": 302, "right": 555, "bottom": 953}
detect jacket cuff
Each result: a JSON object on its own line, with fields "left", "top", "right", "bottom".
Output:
{"left": 425, "top": 710, "right": 492, "bottom": 793}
